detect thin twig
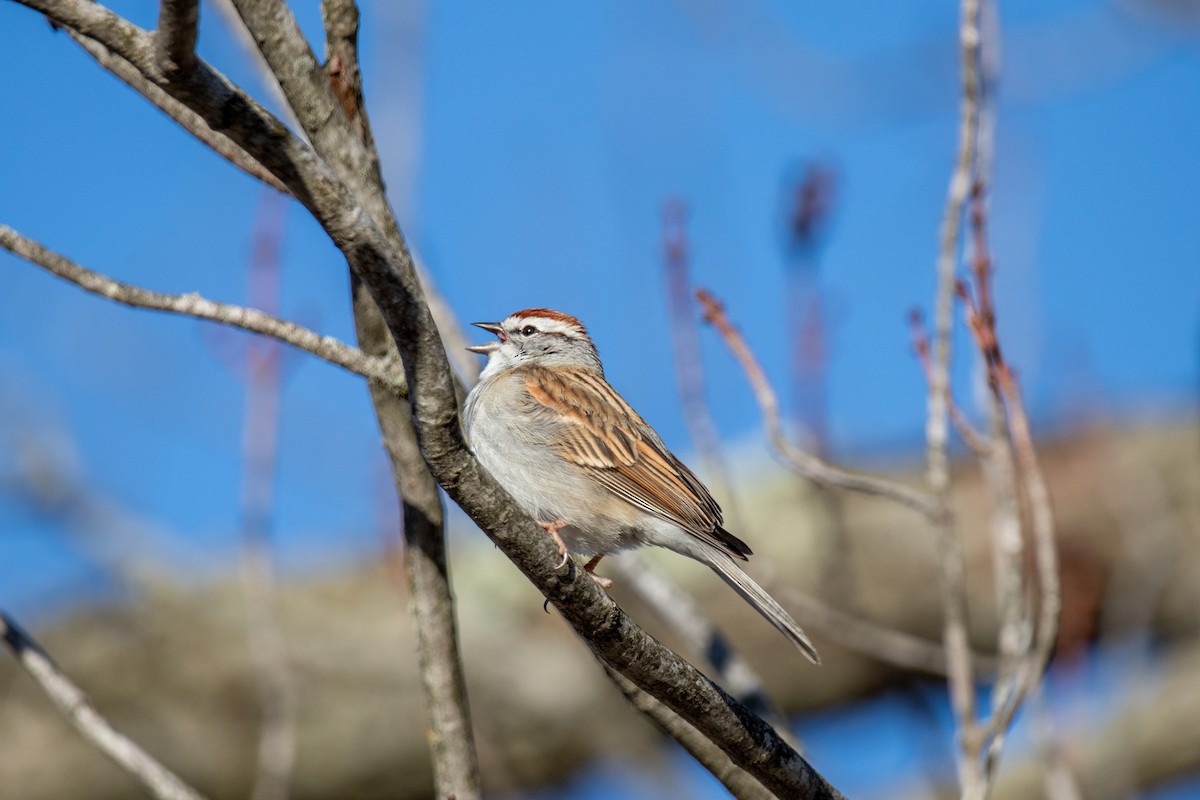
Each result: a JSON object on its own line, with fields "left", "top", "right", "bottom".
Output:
{"left": 956, "top": 183, "right": 1034, "bottom": 778}
{"left": 909, "top": 309, "right": 992, "bottom": 456}
{"left": 696, "top": 287, "right": 937, "bottom": 517}
{"left": 926, "top": 0, "right": 987, "bottom": 794}
{"left": 604, "top": 667, "right": 776, "bottom": 800}
{"left": 780, "top": 589, "right": 1001, "bottom": 678}
{"left": 607, "top": 555, "right": 799, "bottom": 749}
{"left": 0, "top": 224, "right": 405, "bottom": 396}
{"left": 66, "top": 31, "right": 289, "bottom": 194}
{"left": 661, "top": 201, "right": 744, "bottom": 528}
{"left": 236, "top": 192, "right": 297, "bottom": 800}
{"left": 959, "top": 188, "right": 1061, "bottom": 777}
{"left": 1, "top": 612, "right": 210, "bottom": 800}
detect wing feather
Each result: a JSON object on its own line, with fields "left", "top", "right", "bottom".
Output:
{"left": 519, "top": 365, "right": 749, "bottom": 559}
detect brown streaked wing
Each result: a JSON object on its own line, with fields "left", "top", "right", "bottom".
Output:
{"left": 519, "top": 365, "right": 743, "bottom": 558}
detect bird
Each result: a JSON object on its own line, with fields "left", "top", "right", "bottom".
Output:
{"left": 462, "top": 308, "right": 820, "bottom": 664}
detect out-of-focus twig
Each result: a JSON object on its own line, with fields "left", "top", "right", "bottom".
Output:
{"left": 607, "top": 555, "right": 798, "bottom": 749}
{"left": 234, "top": 190, "right": 297, "bottom": 800}
{"left": 696, "top": 288, "right": 937, "bottom": 517}
{"left": 0, "top": 224, "right": 406, "bottom": 396}
{"left": 779, "top": 588, "right": 1000, "bottom": 678}
{"left": 783, "top": 165, "right": 857, "bottom": 606}
{"left": 1, "top": 612, "right": 209, "bottom": 800}
{"left": 661, "top": 200, "right": 743, "bottom": 529}
{"left": 926, "top": 0, "right": 986, "bottom": 795}
{"left": 784, "top": 162, "right": 837, "bottom": 454}
{"left": 958, "top": 186, "right": 1061, "bottom": 780}
{"left": 909, "top": 310, "right": 992, "bottom": 456}
{"left": 604, "top": 666, "right": 775, "bottom": 800}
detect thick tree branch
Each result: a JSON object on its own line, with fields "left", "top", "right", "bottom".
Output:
{"left": 351, "top": 276, "right": 481, "bottom": 800}
{"left": 608, "top": 555, "right": 798, "bottom": 747}
{"left": 0, "top": 224, "right": 404, "bottom": 396}
{"left": 1, "top": 612, "right": 209, "bottom": 800}
{"left": 66, "top": 31, "right": 289, "bottom": 195}
{"left": 21, "top": 0, "right": 344, "bottom": 212}
{"left": 307, "top": 4, "right": 482, "bottom": 794}
{"left": 227, "top": 0, "right": 379, "bottom": 190}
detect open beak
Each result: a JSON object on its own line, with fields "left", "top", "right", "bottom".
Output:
{"left": 466, "top": 321, "right": 504, "bottom": 354}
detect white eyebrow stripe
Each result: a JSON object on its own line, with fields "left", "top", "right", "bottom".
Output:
{"left": 504, "top": 316, "right": 580, "bottom": 336}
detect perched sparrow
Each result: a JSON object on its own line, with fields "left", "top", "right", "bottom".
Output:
{"left": 463, "top": 308, "right": 820, "bottom": 664}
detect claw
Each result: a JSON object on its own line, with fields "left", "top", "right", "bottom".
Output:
{"left": 538, "top": 519, "right": 571, "bottom": 571}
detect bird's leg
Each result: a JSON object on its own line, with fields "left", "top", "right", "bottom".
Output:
{"left": 583, "top": 555, "right": 612, "bottom": 589}
{"left": 537, "top": 519, "right": 571, "bottom": 570}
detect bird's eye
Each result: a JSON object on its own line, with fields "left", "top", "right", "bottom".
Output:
{"left": 521, "top": 325, "right": 538, "bottom": 336}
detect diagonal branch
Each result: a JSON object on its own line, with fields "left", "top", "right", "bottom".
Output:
{"left": 0, "top": 223, "right": 404, "bottom": 396}
{"left": 1, "top": 612, "right": 209, "bottom": 800}
{"left": 311, "top": 4, "right": 482, "bottom": 795}
{"left": 696, "top": 288, "right": 937, "bottom": 517}
{"left": 604, "top": 667, "right": 775, "bottom": 800}
{"left": 780, "top": 588, "right": 1001, "bottom": 678}
{"left": 608, "top": 555, "right": 799, "bottom": 748}
{"left": 66, "top": 31, "right": 289, "bottom": 195}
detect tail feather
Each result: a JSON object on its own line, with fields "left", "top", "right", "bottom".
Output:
{"left": 701, "top": 545, "right": 821, "bottom": 665}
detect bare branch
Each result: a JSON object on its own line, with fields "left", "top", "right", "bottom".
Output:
{"left": 608, "top": 556, "right": 798, "bottom": 749}
{"left": 309, "top": 4, "right": 483, "bottom": 794}
{"left": 1, "top": 612, "right": 209, "bottom": 800}
{"left": 226, "top": 0, "right": 379, "bottom": 199}
{"left": 20, "top": 0, "right": 347, "bottom": 211}
{"left": 605, "top": 667, "right": 776, "bottom": 800}
{"left": 65, "top": 31, "right": 289, "bottom": 195}
{"left": 696, "top": 288, "right": 937, "bottom": 517}
{"left": 235, "top": 194, "right": 297, "bottom": 800}
{"left": 780, "top": 589, "right": 1000, "bottom": 678}
{"left": 154, "top": 0, "right": 199, "bottom": 76}
{"left": 960, "top": 187, "right": 1061, "bottom": 775}
{"left": 230, "top": 0, "right": 481, "bottom": 387}
{"left": 908, "top": 308, "right": 992, "bottom": 456}
{"left": 352, "top": 276, "right": 482, "bottom": 800}
{"left": 0, "top": 224, "right": 404, "bottom": 396}
{"left": 660, "top": 201, "right": 743, "bottom": 527}
{"left": 927, "top": 0, "right": 987, "bottom": 795}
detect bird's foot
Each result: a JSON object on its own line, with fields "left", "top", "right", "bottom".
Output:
{"left": 538, "top": 519, "right": 571, "bottom": 570}
{"left": 583, "top": 555, "right": 612, "bottom": 589}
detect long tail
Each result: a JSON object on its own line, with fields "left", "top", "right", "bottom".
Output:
{"left": 698, "top": 544, "right": 821, "bottom": 665}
